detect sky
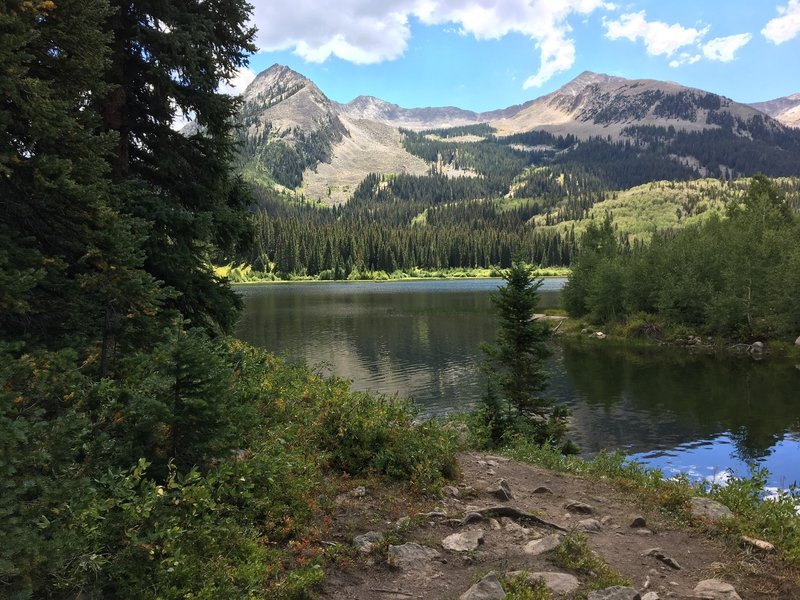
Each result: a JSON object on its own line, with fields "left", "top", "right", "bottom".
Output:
{"left": 224, "top": 0, "right": 800, "bottom": 112}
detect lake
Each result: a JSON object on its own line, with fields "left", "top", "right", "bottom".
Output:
{"left": 235, "top": 279, "right": 800, "bottom": 490}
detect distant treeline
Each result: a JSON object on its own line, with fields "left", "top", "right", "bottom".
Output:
{"left": 245, "top": 180, "right": 579, "bottom": 277}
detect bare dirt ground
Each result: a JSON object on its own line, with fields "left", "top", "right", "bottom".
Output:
{"left": 318, "top": 453, "right": 799, "bottom": 600}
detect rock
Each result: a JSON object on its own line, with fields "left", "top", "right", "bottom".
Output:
{"left": 488, "top": 518, "right": 501, "bottom": 530}
{"left": 486, "top": 478, "right": 513, "bottom": 500}
{"left": 529, "top": 572, "right": 580, "bottom": 596}
{"left": 643, "top": 547, "right": 681, "bottom": 570}
{"left": 564, "top": 500, "right": 594, "bottom": 514}
{"left": 692, "top": 579, "right": 742, "bottom": 599}
{"left": 442, "top": 530, "right": 484, "bottom": 552}
{"left": 600, "top": 515, "right": 614, "bottom": 526}
{"left": 630, "top": 516, "right": 647, "bottom": 528}
{"left": 593, "top": 331, "right": 607, "bottom": 340}
{"left": 349, "top": 486, "right": 367, "bottom": 498}
{"left": 587, "top": 587, "right": 641, "bottom": 600}
{"left": 578, "top": 518, "right": 603, "bottom": 533}
{"left": 441, "top": 485, "right": 460, "bottom": 498}
{"left": 689, "top": 497, "right": 733, "bottom": 521}
{"left": 524, "top": 533, "right": 563, "bottom": 555}
{"left": 741, "top": 535, "right": 776, "bottom": 552}
{"left": 387, "top": 543, "right": 440, "bottom": 570}
{"left": 532, "top": 485, "right": 553, "bottom": 494}
{"left": 395, "top": 516, "right": 411, "bottom": 529}
{"left": 353, "top": 531, "right": 384, "bottom": 553}
{"left": 581, "top": 328, "right": 590, "bottom": 335}
{"left": 795, "top": 335, "right": 800, "bottom": 347}
{"left": 641, "top": 594, "right": 660, "bottom": 600}
{"left": 459, "top": 572, "right": 505, "bottom": 600}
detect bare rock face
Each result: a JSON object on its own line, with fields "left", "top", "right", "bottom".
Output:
{"left": 688, "top": 497, "right": 733, "bottom": 521}
{"left": 386, "top": 543, "right": 440, "bottom": 570}
{"left": 693, "top": 579, "right": 742, "bottom": 599}
{"left": 459, "top": 572, "right": 505, "bottom": 600}
{"left": 441, "top": 530, "right": 485, "bottom": 552}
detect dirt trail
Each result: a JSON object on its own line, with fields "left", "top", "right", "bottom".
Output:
{"left": 319, "top": 453, "right": 798, "bottom": 600}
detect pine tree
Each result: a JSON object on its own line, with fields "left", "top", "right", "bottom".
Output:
{"left": 479, "top": 262, "right": 573, "bottom": 447}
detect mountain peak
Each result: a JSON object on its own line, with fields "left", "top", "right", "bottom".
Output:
{"left": 244, "top": 64, "right": 314, "bottom": 100}
{"left": 558, "top": 71, "right": 627, "bottom": 95}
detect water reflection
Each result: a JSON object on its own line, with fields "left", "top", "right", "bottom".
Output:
{"left": 235, "top": 279, "right": 800, "bottom": 487}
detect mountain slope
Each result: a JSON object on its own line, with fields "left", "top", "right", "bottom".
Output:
{"left": 235, "top": 65, "right": 800, "bottom": 204}
{"left": 236, "top": 64, "right": 348, "bottom": 188}
{"left": 749, "top": 93, "right": 800, "bottom": 128}
{"left": 491, "top": 71, "right": 767, "bottom": 137}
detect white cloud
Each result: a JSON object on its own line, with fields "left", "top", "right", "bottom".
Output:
{"left": 668, "top": 52, "right": 702, "bottom": 68}
{"left": 603, "top": 11, "right": 708, "bottom": 57}
{"left": 762, "top": 0, "right": 800, "bottom": 44}
{"left": 219, "top": 66, "right": 257, "bottom": 96}
{"left": 702, "top": 33, "right": 752, "bottom": 62}
{"left": 250, "top": 0, "right": 614, "bottom": 88}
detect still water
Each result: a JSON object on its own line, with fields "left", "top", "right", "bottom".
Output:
{"left": 235, "top": 279, "right": 800, "bottom": 489}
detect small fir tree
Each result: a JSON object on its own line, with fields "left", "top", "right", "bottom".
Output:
{"left": 480, "top": 261, "right": 572, "bottom": 448}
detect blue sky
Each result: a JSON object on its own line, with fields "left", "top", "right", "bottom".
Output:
{"left": 230, "top": 0, "right": 800, "bottom": 112}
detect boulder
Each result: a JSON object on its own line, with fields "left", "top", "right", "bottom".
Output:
{"left": 795, "top": 335, "right": 800, "bottom": 347}
{"left": 587, "top": 587, "right": 641, "bottom": 600}
{"left": 352, "top": 531, "right": 384, "bottom": 553}
{"left": 578, "top": 518, "right": 603, "bottom": 533}
{"left": 642, "top": 547, "right": 681, "bottom": 570}
{"left": 524, "top": 533, "right": 563, "bottom": 556}
{"left": 459, "top": 572, "right": 505, "bottom": 600}
{"left": 630, "top": 516, "right": 647, "bottom": 528}
{"left": 689, "top": 497, "right": 733, "bottom": 521}
{"left": 486, "top": 478, "right": 513, "bottom": 500}
{"left": 441, "top": 530, "right": 484, "bottom": 552}
{"left": 529, "top": 572, "right": 580, "bottom": 596}
{"left": 441, "top": 485, "right": 460, "bottom": 498}
{"left": 564, "top": 500, "right": 594, "bottom": 514}
{"left": 387, "top": 543, "right": 440, "bottom": 570}
{"left": 693, "top": 579, "right": 742, "bottom": 599}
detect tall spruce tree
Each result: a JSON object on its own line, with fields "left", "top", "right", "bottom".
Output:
{"left": 0, "top": 0, "right": 166, "bottom": 364}
{"left": 99, "top": 0, "right": 256, "bottom": 334}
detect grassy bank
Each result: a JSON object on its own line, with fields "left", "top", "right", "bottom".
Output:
{"left": 556, "top": 311, "right": 800, "bottom": 361}
{"left": 497, "top": 438, "right": 800, "bottom": 568}
{"left": 214, "top": 263, "right": 570, "bottom": 284}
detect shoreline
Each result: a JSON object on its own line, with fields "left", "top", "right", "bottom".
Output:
{"left": 229, "top": 274, "right": 570, "bottom": 286}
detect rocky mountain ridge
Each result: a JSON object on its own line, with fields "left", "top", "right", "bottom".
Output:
{"left": 233, "top": 64, "right": 800, "bottom": 203}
